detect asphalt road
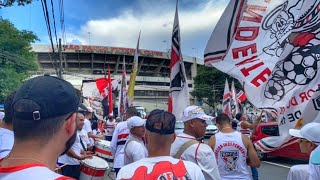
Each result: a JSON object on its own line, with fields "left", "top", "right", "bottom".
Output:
{"left": 258, "top": 157, "right": 308, "bottom": 180}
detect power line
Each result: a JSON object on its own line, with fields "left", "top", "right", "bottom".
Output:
{"left": 50, "top": 0, "right": 59, "bottom": 48}
{"left": 40, "top": 0, "right": 58, "bottom": 75}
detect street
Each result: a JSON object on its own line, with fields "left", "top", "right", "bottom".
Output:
{"left": 259, "top": 157, "right": 308, "bottom": 180}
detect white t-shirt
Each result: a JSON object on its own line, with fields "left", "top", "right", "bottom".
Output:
{"left": 116, "top": 156, "right": 205, "bottom": 180}
{"left": 111, "top": 121, "right": 129, "bottom": 168}
{"left": 83, "top": 119, "right": 94, "bottom": 145}
{"left": 58, "top": 129, "right": 89, "bottom": 165}
{"left": 170, "top": 133, "right": 220, "bottom": 180}
{"left": 309, "top": 145, "right": 320, "bottom": 180}
{"left": 287, "top": 164, "right": 309, "bottom": 180}
{"left": 0, "top": 128, "right": 14, "bottom": 158}
{"left": 124, "top": 134, "right": 148, "bottom": 165}
{"left": 0, "top": 163, "right": 73, "bottom": 180}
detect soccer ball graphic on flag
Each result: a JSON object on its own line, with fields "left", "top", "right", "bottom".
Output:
{"left": 264, "top": 79, "right": 284, "bottom": 101}
{"left": 283, "top": 48, "right": 318, "bottom": 85}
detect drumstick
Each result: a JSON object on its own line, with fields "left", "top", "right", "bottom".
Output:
{"left": 55, "top": 163, "right": 68, "bottom": 171}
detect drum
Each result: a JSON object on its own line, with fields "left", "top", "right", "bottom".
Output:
{"left": 80, "top": 156, "right": 108, "bottom": 180}
{"left": 95, "top": 140, "right": 113, "bottom": 162}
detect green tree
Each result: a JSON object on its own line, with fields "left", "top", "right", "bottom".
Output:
{"left": 0, "top": 0, "right": 32, "bottom": 8}
{"left": 0, "top": 18, "right": 39, "bottom": 102}
{"left": 191, "top": 65, "right": 241, "bottom": 109}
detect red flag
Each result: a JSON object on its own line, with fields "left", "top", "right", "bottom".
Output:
{"left": 95, "top": 78, "right": 108, "bottom": 98}
{"left": 108, "top": 65, "right": 113, "bottom": 116}
{"left": 168, "top": 0, "right": 189, "bottom": 119}
{"left": 237, "top": 90, "right": 247, "bottom": 103}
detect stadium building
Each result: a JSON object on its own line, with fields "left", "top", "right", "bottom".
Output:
{"left": 32, "top": 44, "right": 204, "bottom": 112}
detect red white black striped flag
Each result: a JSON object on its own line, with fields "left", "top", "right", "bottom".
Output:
{"left": 168, "top": 0, "right": 189, "bottom": 119}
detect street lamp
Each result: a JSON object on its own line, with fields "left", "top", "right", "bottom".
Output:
{"left": 88, "top": 32, "right": 91, "bottom": 45}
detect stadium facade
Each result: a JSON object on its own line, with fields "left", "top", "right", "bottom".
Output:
{"left": 32, "top": 44, "right": 204, "bottom": 111}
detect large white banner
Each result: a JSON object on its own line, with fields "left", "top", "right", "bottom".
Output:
{"left": 205, "top": 0, "right": 320, "bottom": 152}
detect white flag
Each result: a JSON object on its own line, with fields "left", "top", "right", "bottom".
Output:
{"left": 168, "top": 0, "right": 190, "bottom": 119}
{"left": 205, "top": 0, "right": 320, "bottom": 152}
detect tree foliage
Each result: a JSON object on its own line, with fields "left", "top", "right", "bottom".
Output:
{"left": 0, "top": 0, "right": 32, "bottom": 8}
{"left": 191, "top": 65, "right": 241, "bottom": 109}
{"left": 0, "top": 18, "right": 39, "bottom": 102}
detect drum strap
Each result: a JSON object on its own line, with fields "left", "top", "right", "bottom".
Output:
{"left": 79, "top": 135, "right": 87, "bottom": 151}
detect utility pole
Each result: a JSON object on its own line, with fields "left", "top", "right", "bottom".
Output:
{"left": 58, "top": 38, "right": 63, "bottom": 79}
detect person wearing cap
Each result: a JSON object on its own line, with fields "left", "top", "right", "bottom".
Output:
{"left": 83, "top": 107, "right": 104, "bottom": 147}
{"left": 111, "top": 107, "right": 138, "bottom": 175}
{"left": 209, "top": 113, "right": 260, "bottom": 180}
{"left": 0, "top": 75, "right": 81, "bottom": 179}
{"left": 117, "top": 109, "right": 205, "bottom": 179}
{"left": 288, "top": 122, "right": 320, "bottom": 180}
{"left": 105, "top": 114, "right": 117, "bottom": 141}
{"left": 0, "top": 91, "right": 15, "bottom": 159}
{"left": 58, "top": 112, "right": 93, "bottom": 179}
{"left": 170, "top": 105, "right": 220, "bottom": 180}
{"left": 123, "top": 116, "right": 147, "bottom": 165}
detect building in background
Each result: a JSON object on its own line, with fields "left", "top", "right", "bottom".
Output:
{"left": 32, "top": 44, "right": 203, "bottom": 113}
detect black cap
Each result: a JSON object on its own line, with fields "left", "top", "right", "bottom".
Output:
{"left": 13, "top": 76, "right": 80, "bottom": 120}
{"left": 145, "top": 109, "right": 176, "bottom": 135}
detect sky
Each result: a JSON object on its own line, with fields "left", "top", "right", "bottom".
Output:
{"left": 0, "top": 0, "right": 229, "bottom": 58}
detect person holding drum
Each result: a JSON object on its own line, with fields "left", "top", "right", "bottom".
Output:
{"left": 58, "top": 112, "right": 93, "bottom": 179}
{"left": 0, "top": 75, "right": 81, "bottom": 179}
{"left": 111, "top": 107, "right": 138, "bottom": 176}
{"left": 117, "top": 109, "right": 205, "bottom": 180}
{"left": 124, "top": 116, "right": 148, "bottom": 165}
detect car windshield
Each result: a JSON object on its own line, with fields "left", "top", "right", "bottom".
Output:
{"left": 175, "top": 121, "right": 184, "bottom": 129}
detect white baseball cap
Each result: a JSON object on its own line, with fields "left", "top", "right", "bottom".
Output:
{"left": 86, "top": 107, "right": 94, "bottom": 113}
{"left": 0, "top": 112, "right": 4, "bottom": 120}
{"left": 127, "top": 116, "right": 145, "bottom": 129}
{"left": 181, "top": 105, "right": 213, "bottom": 122}
{"left": 289, "top": 122, "right": 320, "bottom": 145}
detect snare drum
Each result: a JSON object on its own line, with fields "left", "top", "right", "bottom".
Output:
{"left": 95, "top": 140, "right": 113, "bottom": 162}
{"left": 80, "top": 156, "right": 108, "bottom": 180}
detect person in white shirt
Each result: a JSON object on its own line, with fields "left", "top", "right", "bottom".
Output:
{"left": 0, "top": 75, "right": 81, "bottom": 180}
{"left": 288, "top": 122, "right": 320, "bottom": 180}
{"left": 209, "top": 113, "right": 260, "bottom": 180}
{"left": 58, "top": 113, "right": 92, "bottom": 179}
{"left": 117, "top": 109, "right": 205, "bottom": 180}
{"left": 0, "top": 91, "right": 15, "bottom": 159}
{"left": 170, "top": 105, "right": 220, "bottom": 180}
{"left": 111, "top": 107, "right": 138, "bottom": 175}
{"left": 105, "top": 115, "right": 117, "bottom": 141}
{"left": 124, "top": 116, "right": 147, "bottom": 165}
{"left": 83, "top": 107, "right": 104, "bottom": 146}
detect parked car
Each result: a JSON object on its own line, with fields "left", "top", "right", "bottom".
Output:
{"left": 251, "top": 122, "right": 309, "bottom": 160}
{"left": 175, "top": 121, "right": 184, "bottom": 135}
{"left": 205, "top": 120, "right": 219, "bottom": 138}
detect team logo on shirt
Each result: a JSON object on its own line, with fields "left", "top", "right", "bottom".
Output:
{"left": 221, "top": 150, "right": 239, "bottom": 172}
{"left": 119, "top": 161, "right": 192, "bottom": 180}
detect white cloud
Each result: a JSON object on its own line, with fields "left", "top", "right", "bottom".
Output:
{"left": 66, "top": 1, "right": 228, "bottom": 58}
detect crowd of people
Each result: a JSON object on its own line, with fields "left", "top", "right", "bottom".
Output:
{"left": 0, "top": 75, "right": 319, "bottom": 180}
